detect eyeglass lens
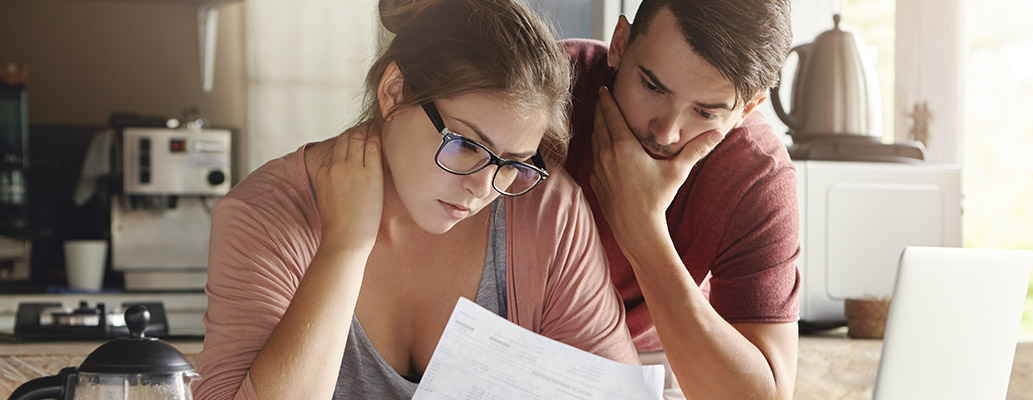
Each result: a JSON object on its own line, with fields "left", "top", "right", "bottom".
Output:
{"left": 437, "top": 138, "right": 541, "bottom": 195}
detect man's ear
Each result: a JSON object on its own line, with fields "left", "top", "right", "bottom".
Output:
{"left": 607, "top": 15, "right": 633, "bottom": 69}
{"left": 377, "top": 62, "right": 406, "bottom": 120}
{"left": 734, "top": 92, "right": 768, "bottom": 128}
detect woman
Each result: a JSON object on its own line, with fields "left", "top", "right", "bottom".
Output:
{"left": 193, "top": 0, "right": 637, "bottom": 398}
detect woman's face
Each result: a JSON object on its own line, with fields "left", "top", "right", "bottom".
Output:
{"left": 380, "top": 92, "right": 546, "bottom": 234}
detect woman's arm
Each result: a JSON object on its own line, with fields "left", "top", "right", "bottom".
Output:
{"left": 249, "top": 131, "right": 383, "bottom": 399}
{"left": 195, "top": 130, "right": 383, "bottom": 399}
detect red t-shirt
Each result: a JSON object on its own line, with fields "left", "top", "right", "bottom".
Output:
{"left": 562, "top": 39, "right": 801, "bottom": 351}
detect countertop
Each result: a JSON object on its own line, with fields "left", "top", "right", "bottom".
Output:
{"left": 0, "top": 331, "right": 1029, "bottom": 399}
{"left": 794, "top": 331, "right": 1033, "bottom": 400}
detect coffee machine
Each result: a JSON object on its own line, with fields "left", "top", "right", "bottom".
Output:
{"left": 109, "top": 117, "right": 231, "bottom": 291}
{"left": 0, "top": 66, "right": 32, "bottom": 282}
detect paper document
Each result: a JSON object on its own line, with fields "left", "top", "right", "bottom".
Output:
{"left": 412, "top": 297, "right": 664, "bottom": 400}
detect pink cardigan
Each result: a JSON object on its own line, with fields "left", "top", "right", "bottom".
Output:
{"left": 193, "top": 144, "right": 637, "bottom": 399}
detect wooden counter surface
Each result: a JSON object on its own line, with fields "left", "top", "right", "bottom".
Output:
{"left": 0, "top": 337, "right": 1029, "bottom": 399}
{"left": 794, "top": 334, "right": 1033, "bottom": 400}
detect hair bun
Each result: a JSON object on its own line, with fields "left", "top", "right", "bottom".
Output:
{"left": 379, "top": 0, "right": 436, "bottom": 35}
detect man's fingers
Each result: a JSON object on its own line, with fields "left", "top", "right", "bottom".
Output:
{"left": 674, "top": 129, "right": 723, "bottom": 169}
{"left": 593, "top": 89, "right": 613, "bottom": 152}
{"left": 589, "top": 173, "right": 609, "bottom": 215}
{"left": 596, "top": 86, "right": 635, "bottom": 143}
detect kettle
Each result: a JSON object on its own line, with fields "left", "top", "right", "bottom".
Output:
{"left": 771, "top": 15, "right": 883, "bottom": 141}
{"left": 8, "top": 305, "right": 200, "bottom": 400}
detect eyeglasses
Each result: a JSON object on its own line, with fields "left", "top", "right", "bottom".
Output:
{"left": 421, "top": 102, "right": 549, "bottom": 196}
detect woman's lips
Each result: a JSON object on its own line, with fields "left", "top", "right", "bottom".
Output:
{"left": 439, "top": 200, "right": 471, "bottom": 220}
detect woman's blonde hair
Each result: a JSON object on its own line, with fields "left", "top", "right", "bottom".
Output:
{"left": 361, "top": 0, "right": 572, "bottom": 164}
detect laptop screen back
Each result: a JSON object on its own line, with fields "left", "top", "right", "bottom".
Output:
{"left": 874, "top": 246, "right": 1032, "bottom": 399}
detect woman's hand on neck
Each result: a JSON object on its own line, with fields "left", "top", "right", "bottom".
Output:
{"left": 310, "top": 125, "right": 384, "bottom": 256}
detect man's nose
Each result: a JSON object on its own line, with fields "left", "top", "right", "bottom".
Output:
{"left": 649, "top": 109, "right": 687, "bottom": 146}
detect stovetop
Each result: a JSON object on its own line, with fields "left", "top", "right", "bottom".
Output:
{"left": 0, "top": 292, "right": 206, "bottom": 341}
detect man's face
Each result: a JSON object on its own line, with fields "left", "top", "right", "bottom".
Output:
{"left": 607, "top": 8, "right": 763, "bottom": 159}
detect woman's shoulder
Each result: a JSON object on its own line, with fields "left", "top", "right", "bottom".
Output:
{"left": 215, "top": 143, "right": 321, "bottom": 230}
{"left": 504, "top": 168, "right": 594, "bottom": 252}
{"left": 508, "top": 167, "right": 584, "bottom": 220}
{"left": 227, "top": 144, "right": 314, "bottom": 204}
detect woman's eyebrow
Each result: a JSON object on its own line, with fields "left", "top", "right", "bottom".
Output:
{"left": 453, "top": 117, "right": 537, "bottom": 159}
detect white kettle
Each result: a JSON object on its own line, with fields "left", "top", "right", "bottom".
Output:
{"left": 771, "top": 15, "right": 883, "bottom": 141}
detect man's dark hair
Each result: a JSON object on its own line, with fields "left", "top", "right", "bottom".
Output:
{"left": 628, "top": 0, "right": 792, "bottom": 108}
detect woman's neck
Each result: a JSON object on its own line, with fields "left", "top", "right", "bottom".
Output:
{"left": 377, "top": 165, "right": 427, "bottom": 245}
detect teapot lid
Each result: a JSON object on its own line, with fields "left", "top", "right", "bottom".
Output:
{"left": 78, "top": 305, "right": 195, "bottom": 374}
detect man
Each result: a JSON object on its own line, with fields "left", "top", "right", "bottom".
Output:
{"left": 561, "top": 1, "right": 799, "bottom": 399}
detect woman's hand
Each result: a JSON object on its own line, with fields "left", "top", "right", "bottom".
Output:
{"left": 312, "top": 125, "right": 384, "bottom": 255}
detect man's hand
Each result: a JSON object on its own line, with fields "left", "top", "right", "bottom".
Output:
{"left": 590, "top": 86, "right": 723, "bottom": 248}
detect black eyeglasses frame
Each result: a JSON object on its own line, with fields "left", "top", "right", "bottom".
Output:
{"left": 421, "top": 102, "right": 549, "bottom": 196}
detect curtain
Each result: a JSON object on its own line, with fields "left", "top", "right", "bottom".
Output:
{"left": 244, "top": 0, "right": 380, "bottom": 172}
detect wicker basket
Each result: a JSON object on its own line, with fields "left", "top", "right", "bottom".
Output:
{"left": 844, "top": 298, "right": 891, "bottom": 339}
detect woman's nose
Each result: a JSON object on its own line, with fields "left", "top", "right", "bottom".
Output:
{"left": 463, "top": 166, "right": 496, "bottom": 198}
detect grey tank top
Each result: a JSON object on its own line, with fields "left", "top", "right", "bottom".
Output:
{"left": 332, "top": 199, "right": 508, "bottom": 399}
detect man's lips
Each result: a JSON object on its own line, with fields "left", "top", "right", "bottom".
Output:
{"left": 641, "top": 143, "right": 672, "bottom": 160}
{"left": 632, "top": 132, "right": 674, "bottom": 160}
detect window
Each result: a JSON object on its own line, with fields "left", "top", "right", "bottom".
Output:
{"left": 841, "top": 0, "right": 895, "bottom": 144}
{"left": 963, "top": 0, "right": 1033, "bottom": 337}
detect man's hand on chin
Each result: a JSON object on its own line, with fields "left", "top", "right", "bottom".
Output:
{"left": 590, "top": 86, "right": 724, "bottom": 251}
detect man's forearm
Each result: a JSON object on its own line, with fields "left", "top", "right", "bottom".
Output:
{"left": 620, "top": 224, "right": 787, "bottom": 400}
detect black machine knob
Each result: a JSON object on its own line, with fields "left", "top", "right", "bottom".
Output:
{"left": 125, "top": 305, "right": 149, "bottom": 339}
{"left": 207, "top": 170, "right": 226, "bottom": 186}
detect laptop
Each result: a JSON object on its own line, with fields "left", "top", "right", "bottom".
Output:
{"left": 873, "top": 246, "right": 1033, "bottom": 399}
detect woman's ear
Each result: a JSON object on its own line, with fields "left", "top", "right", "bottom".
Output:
{"left": 378, "top": 62, "right": 406, "bottom": 120}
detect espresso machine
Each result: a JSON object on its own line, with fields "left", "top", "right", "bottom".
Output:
{"left": 109, "top": 116, "right": 231, "bottom": 291}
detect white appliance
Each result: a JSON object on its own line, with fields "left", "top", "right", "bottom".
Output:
{"left": 112, "top": 127, "right": 232, "bottom": 291}
{"left": 795, "top": 160, "right": 961, "bottom": 323}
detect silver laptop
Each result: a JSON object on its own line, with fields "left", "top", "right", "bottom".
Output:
{"left": 874, "top": 246, "right": 1032, "bottom": 399}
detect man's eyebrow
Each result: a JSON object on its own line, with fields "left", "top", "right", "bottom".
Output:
{"left": 694, "top": 101, "right": 733, "bottom": 111}
{"left": 639, "top": 65, "right": 734, "bottom": 111}
{"left": 453, "top": 117, "right": 537, "bottom": 159}
{"left": 639, "top": 65, "right": 673, "bottom": 94}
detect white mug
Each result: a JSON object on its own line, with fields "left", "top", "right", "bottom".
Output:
{"left": 64, "top": 240, "right": 107, "bottom": 291}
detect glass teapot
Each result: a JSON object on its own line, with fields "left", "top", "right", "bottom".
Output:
{"left": 8, "top": 305, "right": 200, "bottom": 400}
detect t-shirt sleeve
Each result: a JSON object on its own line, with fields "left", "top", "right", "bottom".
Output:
{"left": 192, "top": 197, "right": 301, "bottom": 400}
{"left": 707, "top": 167, "right": 801, "bottom": 323}
{"left": 535, "top": 184, "right": 639, "bottom": 364}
